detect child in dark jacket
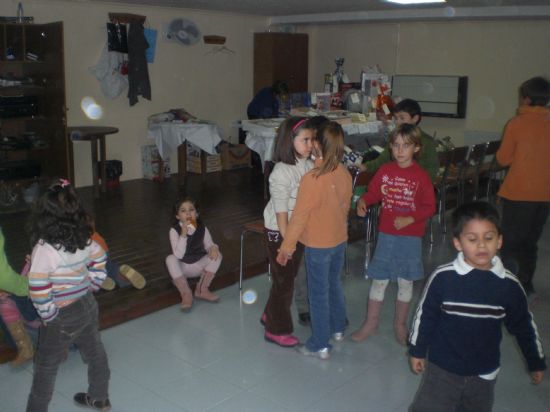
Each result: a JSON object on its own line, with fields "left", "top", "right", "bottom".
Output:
{"left": 409, "top": 201, "right": 545, "bottom": 412}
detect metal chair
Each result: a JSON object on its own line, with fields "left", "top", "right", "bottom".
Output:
{"left": 347, "top": 167, "right": 377, "bottom": 273}
{"left": 239, "top": 220, "right": 270, "bottom": 290}
{"left": 431, "top": 148, "right": 454, "bottom": 239}
{"left": 434, "top": 146, "right": 470, "bottom": 233}
{"left": 239, "top": 162, "right": 273, "bottom": 290}
{"left": 461, "top": 142, "right": 488, "bottom": 202}
{"left": 478, "top": 140, "right": 506, "bottom": 203}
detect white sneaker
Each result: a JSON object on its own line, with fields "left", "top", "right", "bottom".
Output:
{"left": 332, "top": 332, "right": 344, "bottom": 342}
{"left": 296, "top": 344, "right": 330, "bottom": 360}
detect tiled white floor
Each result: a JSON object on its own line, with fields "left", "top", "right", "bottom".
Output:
{"left": 3, "top": 220, "right": 550, "bottom": 412}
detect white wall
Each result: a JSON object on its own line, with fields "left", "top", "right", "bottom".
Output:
{"left": 304, "top": 19, "right": 550, "bottom": 145}
{"left": 0, "top": 0, "right": 267, "bottom": 186}
{"left": 2, "top": 0, "right": 549, "bottom": 186}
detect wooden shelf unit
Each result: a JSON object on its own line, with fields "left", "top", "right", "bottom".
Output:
{"left": 0, "top": 22, "right": 70, "bottom": 183}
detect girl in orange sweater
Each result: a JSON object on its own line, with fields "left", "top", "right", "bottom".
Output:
{"left": 277, "top": 121, "right": 352, "bottom": 359}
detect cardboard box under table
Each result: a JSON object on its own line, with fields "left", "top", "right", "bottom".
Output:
{"left": 147, "top": 121, "right": 223, "bottom": 183}
{"left": 220, "top": 143, "right": 251, "bottom": 170}
{"left": 182, "top": 142, "right": 222, "bottom": 174}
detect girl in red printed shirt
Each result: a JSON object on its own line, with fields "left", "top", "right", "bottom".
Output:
{"left": 352, "top": 124, "right": 435, "bottom": 345}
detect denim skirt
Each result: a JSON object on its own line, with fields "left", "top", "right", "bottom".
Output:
{"left": 366, "top": 232, "right": 424, "bottom": 281}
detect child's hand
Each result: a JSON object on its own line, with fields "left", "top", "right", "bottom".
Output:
{"left": 208, "top": 245, "right": 220, "bottom": 260}
{"left": 357, "top": 198, "right": 367, "bottom": 217}
{"left": 276, "top": 248, "right": 292, "bottom": 266}
{"left": 186, "top": 223, "right": 196, "bottom": 236}
{"left": 394, "top": 216, "right": 414, "bottom": 230}
{"left": 531, "top": 371, "right": 544, "bottom": 385}
{"left": 410, "top": 357, "right": 425, "bottom": 374}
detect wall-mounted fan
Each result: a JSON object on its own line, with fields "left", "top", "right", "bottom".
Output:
{"left": 165, "top": 18, "right": 201, "bottom": 46}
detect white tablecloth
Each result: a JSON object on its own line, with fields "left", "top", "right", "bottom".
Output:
{"left": 242, "top": 118, "right": 385, "bottom": 166}
{"left": 147, "top": 121, "right": 223, "bottom": 160}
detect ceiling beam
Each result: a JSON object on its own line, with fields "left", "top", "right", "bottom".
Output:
{"left": 269, "top": 6, "right": 550, "bottom": 25}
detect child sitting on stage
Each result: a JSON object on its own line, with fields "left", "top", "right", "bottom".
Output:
{"left": 166, "top": 197, "right": 222, "bottom": 311}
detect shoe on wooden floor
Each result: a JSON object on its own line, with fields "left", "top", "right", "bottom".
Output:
{"left": 100, "top": 277, "right": 116, "bottom": 291}
{"left": 119, "top": 264, "right": 146, "bottom": 289}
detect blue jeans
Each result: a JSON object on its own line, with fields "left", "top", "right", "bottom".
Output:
{"left": 304, "top": 242, "right": 347, "bottom": 351}
{"left": 26, "top": 293, "right": 110, "bottom": 412}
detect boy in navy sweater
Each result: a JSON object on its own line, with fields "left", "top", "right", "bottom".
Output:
{"left": 409, "top": 201, "right": 545, "bottom": 412}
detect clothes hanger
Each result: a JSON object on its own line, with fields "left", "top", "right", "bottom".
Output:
{"left": 204, "top": 45, "right": 235, "bottom": 55}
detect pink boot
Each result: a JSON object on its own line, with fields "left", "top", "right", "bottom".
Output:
{"left": 173, "top": 276, "right": 193, "bottom": 311}
{"left": 195, "top": 271, "right": 220, "bottom": 303}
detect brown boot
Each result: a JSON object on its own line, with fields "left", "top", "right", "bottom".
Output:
{"left": 6, "top": 320, "right": 34, "bottom": 366}
{"left": 173, "top": 276, "right": 193, "bottom": 311}
{"left": 195, "top": 271, "right": 220, "bottom": 303}
{"left": 394, "top": 299, "right": 410, "bottom": 346}
{"left": 351, "top": 299, "right": 383, "bottom": 342}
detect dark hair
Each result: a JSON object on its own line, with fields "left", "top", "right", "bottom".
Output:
{"left": 313, "top": 121, "right": 345, "bottom": 177}
{"left": 272, "top": 80, "right": 289, "bottom": 96}
{"left": 394, "top": 98, "right": 422, "bottom": 124}
{"left": 272, "top": 117, "right": 315, "bottom": 165}
{"left": 451, "top": 201, "right": 501, "bottom": 238}
{"left": 28, "top": 181, "right": 92, "bottom": 253}
{"left": 308, "top": 115, "right": 330, "bottom": 130}
{"left": 519, "top": 76, "right": 550, "bottom": 107}
{"left": 389, "top": 123, "right": 423, "bottom": 160}
{"left": 171, "top": 197, "right": 202, "bottom": 227}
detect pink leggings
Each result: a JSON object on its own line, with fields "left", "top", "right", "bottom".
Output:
{"left": 0, "top": 296, "right": 21, "bottom": 324}
{"left": 165, "top": 254, "right": 222, "bottom": 280}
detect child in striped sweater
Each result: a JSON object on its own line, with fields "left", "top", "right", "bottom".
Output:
{"left": 26, "top": 180, "right": 112, "bottom": 412}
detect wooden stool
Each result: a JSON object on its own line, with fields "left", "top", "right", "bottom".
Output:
{"left": 68, "top": 126, "right": 119, "bottom": 197}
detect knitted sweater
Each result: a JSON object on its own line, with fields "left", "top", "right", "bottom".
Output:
{"left": 281, "top": 163, "right": 352, "bottom": 252}
{"left": 361, "top": 161, "right": 435, "bottom": 237}
{"left": 28, "top": 240, "right": 107, "bottom": 322}
{"left": 409, "top": 253, "right": 546, "bottom": 377}
{"left": 496, "top": 105, "right": 550, "bottom": 201}
{"left": 363, "top": 128, "right": 438, "bottom": 183}
{"left": 263, "top": 157, "right": 313, "bottom": 231}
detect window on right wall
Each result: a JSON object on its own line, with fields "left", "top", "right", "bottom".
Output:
{"left": 391, "top": 75, "right": 468, "bottom": 118}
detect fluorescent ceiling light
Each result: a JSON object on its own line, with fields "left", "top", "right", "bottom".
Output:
{"left": 385, "top": 0, "right": 446, "bottom": 4}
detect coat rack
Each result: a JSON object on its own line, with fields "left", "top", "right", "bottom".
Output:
{"left": 203, "top": 35, "right": 235, "bottom": 55}
{"left": 108, "top": 12, "right": 146, "bottom": 24}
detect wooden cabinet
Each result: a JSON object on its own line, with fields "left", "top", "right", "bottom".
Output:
{"left": 253, "top": 33, "right": 308, "bottom": 94}
{"left": 0, "top": 22, "right": 70, "bottom": 183}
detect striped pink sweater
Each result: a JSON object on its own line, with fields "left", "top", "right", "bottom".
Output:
{"left": 28, "top": 240, "right": 107, "bottom": 322}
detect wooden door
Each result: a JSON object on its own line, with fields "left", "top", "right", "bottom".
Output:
{"left": 253, "top": 33, "right": 308, "bottom": 94}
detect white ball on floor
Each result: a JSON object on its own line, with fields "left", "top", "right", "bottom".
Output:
{"left": 242, "top": 289, "right": 257, "bottom": 305}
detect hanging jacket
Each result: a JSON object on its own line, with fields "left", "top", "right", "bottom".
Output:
{"left": 127, "top": 21, "right": 151, "bottom": 106}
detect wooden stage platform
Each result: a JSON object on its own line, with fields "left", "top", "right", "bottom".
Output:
{"left": 0, "top": 167, "right": 364, "bottom": 362}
